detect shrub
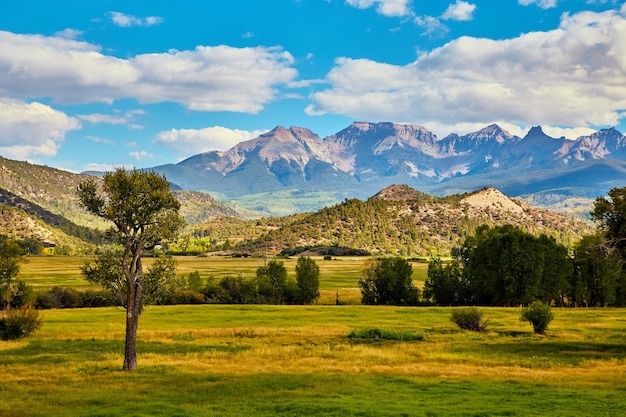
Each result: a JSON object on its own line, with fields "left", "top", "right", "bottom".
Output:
{"left": 9, "top": 281, "right": 36, "bottom": 309}
{"left": 161, "top": 289, "right": 206, "bottom": 305}
{"left": 520, "top": 301, "right": 554, "bottom": 334}
{"left": 81, "top": 289, "right": 118, "bottom": 307}
{"left": 347, "top": 327, "right": 424, "bottom": 342}
{"left": 203, "top": 275, "right": 257, "bottom": 304}
{"left": 35, "top": 287, "right": 83, "bottom": 309}
{"left": 451, "top": 307, "right": 488, "bottom": 332}
{"left": 0, "top": 305, "right": 42, "bottom": 340}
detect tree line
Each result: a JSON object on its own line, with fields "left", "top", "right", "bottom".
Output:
{"left": 423, "top": 224, "right": 626, "bottom": 308}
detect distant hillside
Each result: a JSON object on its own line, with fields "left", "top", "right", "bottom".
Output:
{"left": 0, "top": 156, "right": 107, "bottom": 230}
{"left": 0, "top": 156, "right": 241, "bottom": 232}
{"left": 0, "top": 204, "right": 95, "bottom": 254}
{"left": 234, "top": 185, "right": 595, "bottom": 256}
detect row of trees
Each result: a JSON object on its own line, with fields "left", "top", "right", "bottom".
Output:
{"left": 424, "top": 224, "right": 626, "bottom": 307}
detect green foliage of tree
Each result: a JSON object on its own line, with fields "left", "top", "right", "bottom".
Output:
{"left": 19, "top": 238, "right": 44, "bottom": 255}
{"left": 78, "top": 168, "right": 184, "bottom": 370}
{"left": 187, "top": 270, "right": 204, "bottom": 292}
{"left": 520, "top": 301, "right": 554, "bottom": 334}
{"left": 424, "top": 258, "right": 466, "bottom": 305}
{"left": 358, "top": 257, "right": 419, "bottom": 305}
{"left": 591, "top": 187, "right": 626, "bottom": 257}
{"left": 590, "top": 187, "right": 626, "bottom": 306}
{"left": 256, "top": 260, "right": 294, "bottom": 304}
{"left": 143, "top": 256, "right": 182, "bottom": 305}
{"left": 0, "top": 234, "right": 26, "bottom": 310}
{"left": 459, "top": 225, "right": 572, "bottom": 306}
{"left": 295, "top": 256, "right": 320, "bottom": 304}
{"left": 570, "top": 234, "right": 622, "bottom": 307}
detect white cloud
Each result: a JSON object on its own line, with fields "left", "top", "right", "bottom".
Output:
{"left": 129, "top": 150, "right": 155, "bottom": 162}
{"left": 0, "top": 99, "right": 80, "bottom": 159}
{"left": 345, "top": 0, "right": 412, "bottom": 17}
{"left": 77, "top": 109, "right": 146, "bottom": 126}
{"left": 109, "top": 12, "right": 164, "bottom": 27}
{"left": 0, "top": 31, "right": 297, "bottom": 113}
{"left": 414, "top": 15, "right": 449, "bottom": 38}
{"left": 442, "top": 1, "right": 477, "bottom": 21}
{"left": 54, "top": 28, "right": 83, "bottom": 39}
{"left": 78, "top": 113, "right": 128, "bottom": 125}
{"left": 85, "top": 135, "right": 115, "bottom": 145}
{"left": 154, "top": 126, "right": 265, "bottom": 159}
{"left": 518, "top": 0, "right": 557, "bottom": 9}
{"left": 308, "top": 9, "right": 626, "bottom": 136}
{"left": 83, "top": 163, "right": 134, "bottom": 172}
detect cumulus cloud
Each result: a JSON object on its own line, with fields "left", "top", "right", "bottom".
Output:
{"left": 0, "top": 99, "right": 80, "bottom": 159}
{"left": 307, "top": 9, "right": 626, "bottom": 137}
{"left": 518, "top": 0, "right": 557, "bottom": 9}
{"left": 109, "top": 12, "right": 164, "bottom": 27}
{"left": 442, "top": 1, "right": 477, "bottom": 21}
{"left": 154, "top": 126, "right": 265, "bottom": 159}
{"left": 0, "top": 31, "right": 297, "bottom": 113}
{"left": 345, "top": 0, "right": 412, "bottom": 17}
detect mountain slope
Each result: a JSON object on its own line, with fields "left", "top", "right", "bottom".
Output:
{"left": 149, "top": 122, "right": 626, "bottom": 217}
{"left": 234, "top": 185, "right": 594, "bottom": 256}
{"left": 0, "top": 156, "right": 241, "bottom": 240}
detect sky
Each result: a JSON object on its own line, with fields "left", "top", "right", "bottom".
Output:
{"left": 0, "top": 0, "right": 625, "bottom": 173}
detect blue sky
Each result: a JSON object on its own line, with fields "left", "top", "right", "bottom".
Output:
{"left": 0, "top": 0, "right": 625, "bottom": 172}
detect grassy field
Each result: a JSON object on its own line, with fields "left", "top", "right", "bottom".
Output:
{"left": 19, "top": 255, "right": 430, "bottom": 305}
{"left": 3, "top": 256, "right": 625, "bottom": 416}
{"left": 1, "top": 304, "right": 625, "bottom": 416}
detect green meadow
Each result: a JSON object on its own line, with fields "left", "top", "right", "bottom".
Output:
{"left": 19, "top": 255, "right": 429, "bottom": 304}
{"left": 1, "top": 256, "right": 625, "bottom": 416}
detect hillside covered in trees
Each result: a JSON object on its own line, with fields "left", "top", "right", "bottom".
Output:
{"left": 0, "top": 157, "right": 241, "bottom": 249}
{"left": 222, "top": 185, "right": 595, "bottom": 256}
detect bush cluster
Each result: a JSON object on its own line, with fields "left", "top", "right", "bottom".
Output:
{"left": 347, "top": 327, "right": 424, "bottom": 342}
{"left": 450, "top": 307, "right": 488, "bottom": 332}
{"left": 0, "top": 306, "right": 42, "bottom": 340}
{"left": 520, "top": 301, "right": 554, "bottom": 334}
{"left": 36, "top": 287, "right": 118, "bottom": 309}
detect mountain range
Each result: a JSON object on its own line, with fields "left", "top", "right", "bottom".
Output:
{"left": 150, "top": 122, "right": 626, "bottom": 217}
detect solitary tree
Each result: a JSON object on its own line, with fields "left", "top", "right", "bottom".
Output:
{"left": 78, "top": 168, "right": 183, "bottom": 370}
{"left": 295, "top": 256, "right": 320, "bottom": 304}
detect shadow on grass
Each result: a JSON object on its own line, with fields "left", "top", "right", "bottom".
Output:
{"left": 482, "top": 339, "right": 626, "bottom": 366}
{"left": 0, "top": 338, "right": 246, "bottom": 365}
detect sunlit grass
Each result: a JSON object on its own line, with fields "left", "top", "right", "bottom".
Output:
{"left": 1, "top": 305, "right": 625, "bottom": 416}
{"left": 7, "top": 257, "right": 626, "bottom": 415}
{"left": 19, "top": 255, "right": 428, "bottom": 304}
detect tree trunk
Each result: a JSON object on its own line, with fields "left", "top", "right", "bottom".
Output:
{"left": 123, "top": 305, "right": 139, "bottom": 370}
{"left": 123, "top": 257, "right": 143, "bottom": 371}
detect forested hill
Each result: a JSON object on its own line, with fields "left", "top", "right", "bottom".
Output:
{"left": 234, "top": 185, "right": 595, "bottom": 256}
{"left": 0, "top": 156, "right": 240, "bottom": 233}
